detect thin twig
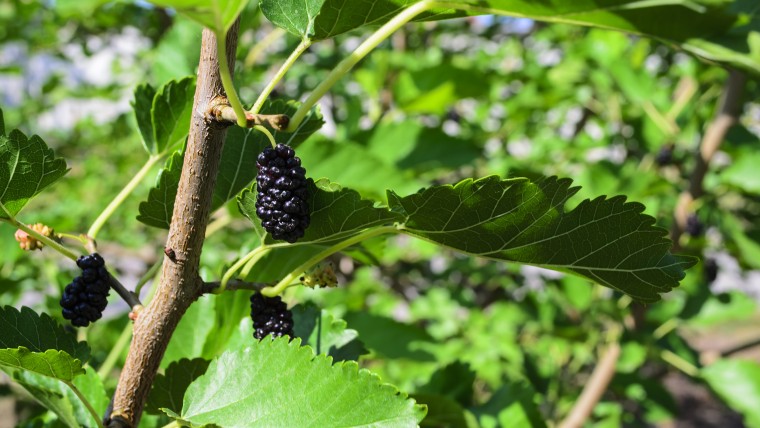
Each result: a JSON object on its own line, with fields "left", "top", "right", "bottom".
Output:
{"left": 558, "top": 342, "right": 621, "bottom": 428}
{"left": 671, "top": 69, "right": 745, "bottom": 247}
{"left": 107, "top": 274, "right": 142, "bottom": 309}
{"left": 210, "top": 104, "right": 289, "bottom": 130}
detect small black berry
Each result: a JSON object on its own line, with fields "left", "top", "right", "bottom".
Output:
{"left": 655, "top": 146, "right": 673, "bottom": 166}
{"left": 685, "top": 214, "right": 704, "bottom": 237}
{"left": 255, "top": 144, "right": 310, "bottom": 243}
{"left": 60, "top": 253, "right": 111, "bottom": 327}
{"left": 250, "top": 293, "right": 294, "bottom": 340}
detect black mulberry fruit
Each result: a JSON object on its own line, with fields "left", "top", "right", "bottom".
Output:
{"left": 60, "top": 253, "right": 111, "bottom": 327}
{"left": 255, "top": 144, "right": 310, "bottom": 243}
{"left": 685, "top": 214, "right": 704, "bottom": 237}
{"left": 250, "top": 293, "right": 294, "bottom": 340}
{"left": 655, "top": 146, "right": 673, "bottom": 166}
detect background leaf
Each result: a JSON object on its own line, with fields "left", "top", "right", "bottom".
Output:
{"left": 702, "top": 359, "right": 760, "bottom": 428}
{"left": 151, "top": 76, "right": 195, "bottom": 155}
{"left": 133, "top": 83, "right": 157, "bottom": 154}
{"left": 292, "top": 303, "right": 368, "bottom": 362}
{"left": 0, "top": 348, "right": 84, "bottom": 382}
{"left": 146, "top": 358, "right": 210, "bottom": 415}
{"left": 388, "top": 176, "right": 696, "bottom": 302}
{"left": 177, "top": 338, "right": 426, "bottom": 427}
{"left": 0, "top": 124, "right": 68, "bottom": 218}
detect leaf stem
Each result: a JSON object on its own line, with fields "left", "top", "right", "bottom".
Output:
{"left": 0, "top": 203, "right": 79, "bottom": 261}
{"left": 64, "top": 380, "right": 105, "bottom": 428}
{"left": 250, "top": 38, "right": 311, "bottom": 115}
{"left": 219, "top": 245, "right": 272, "bottom": 293}
{"left": 216, "top": 29, "right": 247, "bottom": 127}
{"left": 97, "top": 322, "right": 133, "bottom": 379}
{"left": 244, "top": 27, "right": 287, "bottom": 68}
{"left": 87, "top": 155, "right": 163, "bottom": 239}
{"left": 134, "top": 259, "right": 163, "bottom": 297}
{"left": 262, "top": 225, "right": 398, "bottom": 296}
{"left": 661, "top": 349, "right": 700, "bottom": 377}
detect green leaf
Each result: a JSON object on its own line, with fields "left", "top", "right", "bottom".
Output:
{"left": 292, "top": 303, "right": 368, "bottom": 362}
{"left": 0, "top": 348, "right": 84, "bottom": 382}
{"left": 136, "top": 148, "right": 184, "bottom": 229}
{"left": 0, "top": 122, "right": 68, "bottom": 218}
{"left": 147, "top": 358, "right": 210, "bottom": 415}
{"left": 417, "top": 362, "right": 475, "bottom": 406}
{"left": 139, "top": 100, "right": 323, "bottom": 229}
{"left": 0, "top": 306, "right": 89, "bottom": 361}
{"left": 147, "top": 0, "right": 247, "bottom": 33}
{"left": 133, "top": 83, "right": 157, "bottom": 154}
{"left": 344, "top": 311, "right": 436, "bottom": 361}
{"left": 11, "top": 367, "right": 106, "bottom": 428}
{"left": 176, "top": 338, "right": 426, "bottom": 427}
{"left": 151, "top": 76, "right": 195, "bottom": 155}
{"left": 162, "top": 295, "right": 216, "bottom": 368}
{"left": 260, "top": 0, "right": 460, "bottom": 41}
{"left": 412, "top": 394, "right": 471, "bottom": 428}
{"left": 722, "top": 151, "right": 760, "bottom": 194}
{"left": 703, "top": 359, "right": 760, "bottom": 427}
{"left": 388, "top": 176, "right": 695, "bottom": 303}
{"left": 238, "top": 178, "right": 404, "bottom": 245}
{"left": 472, "top": 382, "right": 546, "bottom": 428}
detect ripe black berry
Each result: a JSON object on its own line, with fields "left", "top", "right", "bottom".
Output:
{"left": 685, "top": 214, "right": 704, "bottom": 237}
{"left": 255, "top": 144, "right": 310, "bottom": 243}
{"left": 704, "top": 258, "right": 718, "bottom": 283}
{"left": 60, "top": 253, "right": 111, "bottom": 327}
{"left": 250, "top": 293, "right": 294, "bottom": 340}
{"left": 655, "top": 146, "right": 673, "bottom": 166}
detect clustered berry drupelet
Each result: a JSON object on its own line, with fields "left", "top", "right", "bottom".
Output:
{"left": 250, "top": 293, "right": 294, "bottom": 340}
{"left": 60, "top": 253, "right": 111, "bottom": 327}
{"left": 255, "top": 144, "right": 310, "bottom": 243}
{"left": 685, "top": 213, "right": 704, "bottom": 237}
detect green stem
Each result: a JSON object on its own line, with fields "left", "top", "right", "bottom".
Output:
{"left": 1, "top": 203, "right": 78, "bottom": 261}
{"left": 250, "top": 38, "right": 312, "bottom": 115}
{"left": 216, "top": 29, "right": 247, "bottom": 127}
{"left": 64, "top": 380, "right": 105, "bottom": 428}
{"left": 134, "top": 259, "right": 163, "bottom": 297}
{"left": 286, "top": 0, "right": 437, "bottom": 132}
{"left": 661, "top": 349, "right": 700, "bottom": 378}
{"left": 219, "top": 245, "right": 271, "bottom": 293}
{"left": 244, "top": 27, "right": 287, "bottom": 68}
{"left": 262, "top": 225, "right": 398, "bottom": 296}
{"left": 97, "top": 322, "right": 133, "bottom": 379}
{"left": 254, "top": 125, "right": 276, "bottom": 148}
{"left": 87, "top": 155, "right": 163, "bottom": 239}
{"left": 161, "top": 421, "right": 183, "bottom": 428}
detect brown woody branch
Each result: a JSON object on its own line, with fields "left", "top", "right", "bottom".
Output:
{"left": 671, "top": 69, "right": 746, "bottom": 248}
{"left": 558, "top": 342, "right": 621, "bottom": 428}
{"left": 107, "top": 21, "right": 241, "bottom": 427}
{"left": 210, "top": 103, "right": 290, "bottom": 130}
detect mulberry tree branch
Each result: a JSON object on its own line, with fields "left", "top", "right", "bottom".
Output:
{"left": 107, "top": 21, "right": 241, "bottom": 427}
{"left": 671, "top": 69, "right": 745, "bottom": 247}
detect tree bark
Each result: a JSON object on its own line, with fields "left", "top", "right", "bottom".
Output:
{"left": 108, "top": 22, "right": 240, "bottom": 427}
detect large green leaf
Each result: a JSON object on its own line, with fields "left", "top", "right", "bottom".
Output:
{"left": 139, "top": 100, "right": 323, "bottom": 229}
{"left": 147, "top": 0, "right": 247, "bottom": 33}
{"left": 0, "top": 306, "right": 89, "bottom": 361}
{"left": 172, "top": 338, "right": 426, "bottom": 427}
{"left": 146, "top": 358, "right": 210, "bottom": 415}
{"left": 388, "top": 176, "right": 695, "bottom": 302}
{"left": 260, "top": 0, "right": 459, "bottom": 41}
{"left": 162, "top": 295, "right": 216, "bottom": 368}
{"left": 0, "top": 114, "right": 68, "bottom": 218}
{"left": 703, "top": 359, "right": 760, "bottom": 428}
{"left": 238, "top": 178, "right": 404, "bottom": 245}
